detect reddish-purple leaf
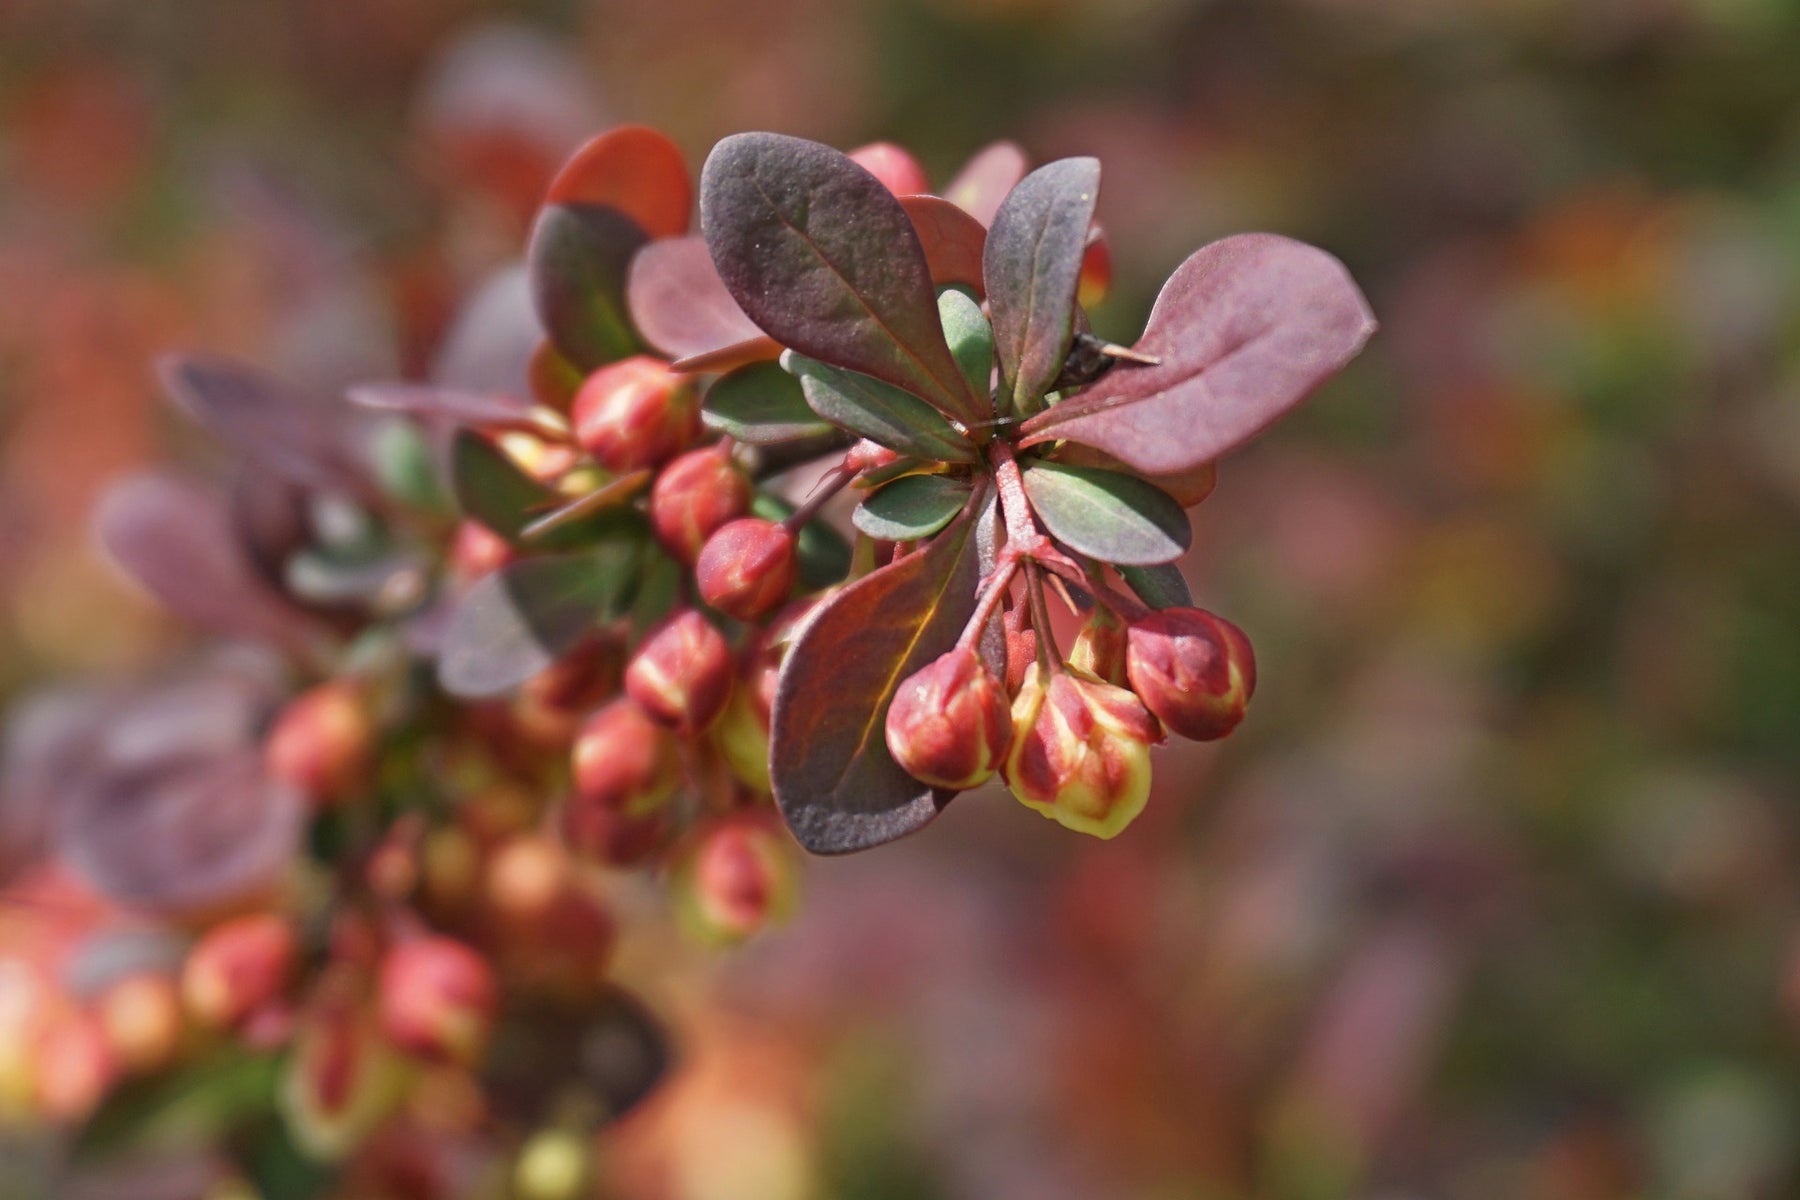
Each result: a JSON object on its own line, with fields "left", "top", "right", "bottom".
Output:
{"left": 699, "top": 133, "right": 987, "bottom": 425}
{"left": 158, "top": 355, "right": 365, "bottom": 496}
{"left": 625, "top": 235, "right": 766, "bottom": 360}
{"left": 1020, "top": 234, "right": 1377, "bottom": 473}
{"left": 432, "top": 265, "right": 540, "bottom": 398}
{"left": 899, "top": 195, "right": 987, "bottom": 296}
{"left": 770, "top": 481, "right": 991, "bottom": 854}
{"left": 347, "top": 382, "right": 537, "bottom": 429}
{"left": 545, "top": 125, "right": 692, "bottom": 239}
{"left": 944, "top": 141, "right": 1029, "bottom": 226}
{"left": 984, "top": 158, "right": 1101, "bottom": 416}
{"left": 669, "top": 336, "right": 781, "bottom": 375}
{"left": 528, "top": 202, "right": 647, "bottom": 372}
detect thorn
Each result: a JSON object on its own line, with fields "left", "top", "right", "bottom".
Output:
{"left": 1098, "top": 344, "right": 1161, "bottom": 366}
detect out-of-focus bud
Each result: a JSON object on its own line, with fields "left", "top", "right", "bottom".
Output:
{"left": 264, "top": 680, "right": 375, "bottom": 808}
{"left": 95, "top": 971, "right": 182, "bottom": 1075}
{"left": 182, "top": 913, "right": 297, "bottom": 1030}
{"left": 498, "top": 430, "right": 578, "bottom": 483}
{"left": 1069, "top": 607, "right": 1129, "bottom": 686}
{"left": 1002, "top": 665, "right": 1161, "bottom": 839}
{"left": 570, "top": 699, "right": 681, "bottom": 816}
{"left": 33, "top": 1006, "right": 115, "bottom": 1122}
{"left": 571, "top": 355, "right": 699, "bottom": 471}
{"left": 695, "top": 518, "right": 797, "bottom": 621}
{"left": 280, "top": 980, "right": 405, "bottom": 1161}
{"left": 521, "top": 636, "right": 625, "bottom": 715}
{"left": 849, "top": 142, "right": 931, "bottom": 196}
{"left": 420, "top": 826, "right": 482, "bottom": 914}
{"left": 674, "top": 815, "right": 797, "bottom": 946}
{"left": 650, "top": 445, "right": 751, "bottom": 564}
{"left": 885, "top": 647, "right": 1010, "bottom": 790}
{"left": 448, "top": 519, "right": 516, "bottom": 580}
{"left": 506, "top": 887, "right": 617, "bottom": 1000}
{"left": 1078, "top": 231, "right": 1112, "bottom": 309}
{"left": 377, "top": 936, "right": 497, "bottom": 1066}
{"left": 515, "top": 1128, "right": 594, "bottom": 1200}
{"left": 1125, "top": 607, "right": 1256, "bottom": 742}
{"left": 561, "top": 791, "right": 674, "bottom": 869}
{"left": 485, "top": 834, "right": 570, "bottom": 924}
{"left": 626, "top": 610, "right": 735, "bottom": 735}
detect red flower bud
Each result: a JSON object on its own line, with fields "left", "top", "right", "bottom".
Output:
{"left": 449, "top": 518, "right": 516, "bottom": 580}
{"left": 625, "top": 610, "right": 734, "bottom": 735}
{"left": 377, "top": 936, "right": 497, "bottom": 1066}
{"left": 95, "top": 971, "right": 182, "bottom": 1075}
{"left": 650, "top": 445, "right": 751, "bottom": 564}
{"left": 1125, "top": 607, "right": 1256, "bottom": 741}
{"left": 695, "top": 518, "right": 797, "bottom": 621}
{"left": 1002, "top": 665, "right": 1161, "bottom": 839}
{"left": 264, "top": 680, "right": 375, "bottom": 807}
{"left": 32, "top": 1007, "right": 114, "bottom": 1122}
{"left": 674, "top": 815, "right": 797, "bottom": 946}
{"left": 182, "top": 913, "right": 298, "bottom": 1030}
{"left": 1069, "top": 608, "right": 1129, "bottom": 686}
{"left": 560, "top": 797, "right": 674, "bottom": 869}
{"left": 849, "top": 142, "right": 931, "bottom": 196}
{"left": 571, "top": 355, "right": 698, "bottom": 471}
{"left": 1078, "top": 231, "right": 1112, "bottom": 308}
{"left": 885, "top": 647, "right": 1011, "bottom": 790}
{"left": 280, "top": 978, "right": 405, "bottom": 1160}
{"left": 570, "top": 699, "right": 681, "bottom": 817}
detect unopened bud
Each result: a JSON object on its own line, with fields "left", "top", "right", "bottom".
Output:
{"left": 377, "top": 936, "right": 497, "bottom": 1066}
{"left": 1002, "top": 665, "right": 1161, "bottom": 839}
{"left": 650, "top": 445, "right": 751, "bottom": 564}
{"left": 264, "top": 680, "right": 375, "bottom": 807}
{"left": 674, "top": 815, "right": 797, "bottom": 946}
{"left": 449, "top": 519, "right": 516, "bottom": 580}
{"left": 33, "top": 1007, "right": 114, "bottom": 1122}
{"left": 183, "top": 913, "right": 297, "bottom": 1030}
{"left": 515, "top": 1128, "right": 594, "bottom": 1200}
{"left": 626, "top": 610, "right": 734, "bottom": 735}
{"left": 559, "top": 795, "right": 674, "bottom": 869}
{"left": 95, "top": 972, "right": 182, "bottom": 1075}
{"left": 885, "top": 647, "right": 1010, "bottom": 790}
{"left": 849, "top": 142, "right": 931, "bottom": 196}
{"left": 280, "top": 981, "right": 405, "bottom": 1161}
{"left": 570, "top": 699, "right": 681, "bottom": 816}
{"left": 1069, "top": 608, "right": 1129, "bottom": 686}
{"left": 1079, "top": 232, "right": 1112, "bottom": 308}
{"left": 1125, "top": 607, "right": 1255, "bottom": 741}
{"left": 485, "top": 834, "right": 571, "bottom": 924}
{"left": 695, "top": 518, "right": 797, "bottom": 621}
{"left": 571, "top": 355, "right": 699, "bottom": 471}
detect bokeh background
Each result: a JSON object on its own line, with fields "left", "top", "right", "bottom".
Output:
{"left": 5, "top": 0, "right": 1800, "bottom": 1196}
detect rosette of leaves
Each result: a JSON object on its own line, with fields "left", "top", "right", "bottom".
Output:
{"left": 697, "top": 132, "right": 1376, "bottom": 854}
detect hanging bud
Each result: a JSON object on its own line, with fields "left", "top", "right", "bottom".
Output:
{"left": 1069, "top": 607, "right": 1129, "bottom": 686}
{"left": 849, "top": 142, "right": 931, "bottom": 196}
{"left": 673, "top": 815, "right": 797, "bottom": 946}
{"left": 570, "top": 699, "right": 681, "bottom": 817}
{"left": 650, "top": 445, "right": 751, "bottom": 564}
{"left": 1002, "top": 665, "right": 1161, "bottom": 839}
{"left": 626, "top": 610, "right": 735, "bottom": 735}
{"left": 377, "top": 936, "right": 497, "bottom": 1067}
{"left": 182, "top": 913, "right": 298, "bottom": 1030}
{"left": 885, "top": 647, "right": 1011, "bottom": 790}
{"left": 280, "top": 977, "right": 406, "bottom": 1161}
{"left": 695, "top": 518, "right": 797, "bottom": 621}
{"left": 264, "top": 680, "right": 375, "bottom": 807}
{"left": 1125, "top": 607, "right": 1256, "bottom": 741}
{"left": 571, "top": 355, "right": 699, "bottom": 471}
{"left": 95, "top": 971, "right": 182, "bottom": 1075}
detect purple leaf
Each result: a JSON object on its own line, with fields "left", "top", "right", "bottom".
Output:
{"left": 157, "top": 355, "right": 365, "bottom": 496}
{"left": 528, "top": 202, "right": 647, "bottom": 372}
{"left": 625, "top": 235, "right": 766, "bottom": 361}
{"left": 944, "top": 141, "right": 1029, "bottom": 226}
{"left": 983, "top": 157, "right": 1101, "bottom": 415}
{"left": 1020, "top": 234, "right": 1377, "bottom": 474}
{"left": 699, "top": 132, "right": 986, "bottom": 425}
{"left": 347, "top": 381, "right": 537, "bottom": 429}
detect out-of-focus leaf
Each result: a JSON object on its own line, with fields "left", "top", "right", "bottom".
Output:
{"left": 450, "top": 429, "right": 621, "bottom": 551}
{"left": 702, "top": 360, "right": 835, "bottom": 445}
{"left": 700, "top": 133, "right": 985, "bottom": 424}
{"left": 750, "top": 492, "right": 853, "bottom": 591}
{"left": 431, "top": 265, "right": 539, "bottom": 399}
{"left": 669, "top": 336, "right": 783, "bottom": 375}
{"left": 74, "top": 1053, "right": 279, "bottom": 1162}
{"left": 346, "top": 381, "right": 536, "bottom": 429}
{"left": 528, "top": 203, "right": 646, "bottom": 372}
{"left": 770, "top": 481, "right": 989, "bottom": 853}
{"left": 545, "top": 125, "right": 691, "bottom": 238}
{"left": 938, "top": 289, "right": 994, "bottom": 401}
{"left": 158, "top": 356, "right": 364, "bottom": 496}
{"left": 900, "top": 195, "right": 987, "bottom": 296}
{"left": 285, "top": 546, "right": 429, "bottom": 613}
{"left": 1021, "top": 460, "right": 1190, "bottom": 565}
{"left": 784, "top": 353, "right": 979, "bottom": 464}
{"left": 853, "top": 473, "right": 971, "bottom": 541}
{"left": 625, "top": 235, "right": 766, "bottom": 361}
{"left": 484, "top": 989, "right": 670, "bottom": 1127}
{"left": 983, "top": 158, "right": 1101, "bottom": 415}
{"left": 519, "top": 469, "right": 651, "bottom": 542}
{"left": 437, "top": 545, "right": 641, "bottom": 698}
{"left": 944, "top": 141, "right": 1030, "bottom": 226}
{"left": 367, "top": 417, "right": 453, "bottom": 513}
{"left": 1020, "top": 234, "right": 1378, "bottom": 473}
{"left": 1118, "top": 562, "right": 1192, "bottom": 609}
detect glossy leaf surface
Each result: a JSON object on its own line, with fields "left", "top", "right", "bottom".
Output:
{"left": 983, "top": 158, "right": 1101, "bottom": 414}
{"left": 626, "top": 235, "right": 766, "bottom": 361}
{"left": 853, "top": 473, "right": 971, "bottom": 542}
{"left": 785, "top": 354, "right": 979, "bottom": 464}
{"left": 700, "top": 133, "right": 985, "bottom": 424}
{"left": 770, "top": 482, "right": 989, "bottom": 853}
{"left": 528, "top": 203, "right": 646, "bottom": 372}
{"left": 1021, "top": 460, "right": 1190, "bottom": 565}
{"left": 1020, "top": 234, "right": 1377, "bottom": 473}
{"left": 545, "top": 125, "right": 692, "bottom": 238}
{"left": 701, "top": 360, "right": 835, "bottom": 445}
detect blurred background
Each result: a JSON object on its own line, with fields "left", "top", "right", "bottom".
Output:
{"left": 5, "top": 0, "right": 1800, "bottom": 1197}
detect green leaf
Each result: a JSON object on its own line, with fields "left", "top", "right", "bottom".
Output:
{"left": 437, "top": 543, "right": 643, "bottom": 698}
{"left": 784, "top": 353, "right": 978, "bottom": 464}
{"left": 528, "top": 203, "right": 646, "bottom": 372}
{"left": 938, "top": 288, "right": 994, "bottom": 404}
{"left": 74, "top": 1053, "right": 280, "bottom": 1162}
{"left": 853, "top": 474, "right": 970, "bottom": 542}
{"left": 982, "top": 158, "right": 1100, "bottom": 415}
{"left": 1020, "top": 460, "right": 1190, "bottom": 566}
{"left": 770, "top": 480, "right": 990, "bottom": 854}
{"left": 1118, "top": 563, "right": 1192, "bottom": 609}
{"left": 450, "top": 430, "right": 624, "bottom": 551}
{"left": 703, "top": 360, "right": 836, "bottom": 445}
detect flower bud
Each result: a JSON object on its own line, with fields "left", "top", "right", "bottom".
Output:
{"left": 885, "top": 647, "right": 1010, "bottom": 790}
{"left": 650, "top": 445, "right": 751, "bottom": 564}
{"left": 570, "top": 699, "right": 682, "bottom": 816}
{"left": 626, "top": 610, "right": 735, "bottom": 735}
{"left": 674, "top": 815, "right": 797, "bottom": 946}
{"left": 449, "top": 518, "right": 516, "bottom": 580}
{"left": 485, "top": 834, "right": 571, "bottom": 925}
{"left": 95, "top": 971, "right": 182, "bottom": 1075}
{"left": 849, "top": 142, "right": 931, "bottom": 196}
{"left": 515, "top": 1128, "right": 594, "bottom": 1200}
{"left": 182, "top": 913, "right": 297, "bottom": 1030}
{"left": 711, "top": 673, "right": 773, "bottom": 794}
{"left": 1079, "top": 232, "right": 1112, "bottom": 308}
{"left": 1125, "top": 607, "right": 1256, "bottom": 741}
{"left": 280, "top": 980, "right": 405, "bottom": 1161}
{"left": 571, "top": 355, "right": 699, "bottom": 471}
{"left": 696, "top": 518, "right": 797, "bottom": 621}
{"left": 265, "top": 680, "right": 375, "bottom": 807}
{"left": 377, "top": 936, "right": 497, "bottom": 1066}
{"left": 32, "top": 1007, "right": 114, "bottom": 1122}
{"left": 560, "top": 797, "right": 674, "bottom": 869}
{"left": 1069, "top": 607, "right": 1129, "bottom": 686}
{"left": 1002, "top": 665, "right": 1160, "bottom": 839}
